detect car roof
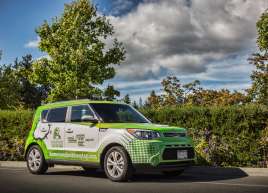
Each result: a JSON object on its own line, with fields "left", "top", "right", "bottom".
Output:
{"left": 38, "top": 99, "right": 126, "bottom": 110}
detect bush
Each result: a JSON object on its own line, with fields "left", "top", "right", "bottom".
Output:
{"left": 0, "top": 104, "right": 267, "bottom": 167}
{"left": 141, "top": 104, "right": 268, "bottom": 167}
{"left": 0, "top": 111, "right": 33, "bottom": 160}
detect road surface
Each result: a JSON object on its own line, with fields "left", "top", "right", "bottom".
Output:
{"left": 0, "top": 167, "right": 267, "bottom": 193}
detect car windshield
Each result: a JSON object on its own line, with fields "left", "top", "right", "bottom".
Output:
{"left": 90, "top": 103, "right": 149, "bottom": 123}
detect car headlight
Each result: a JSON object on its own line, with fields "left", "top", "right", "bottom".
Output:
{"left": 127, "top": 129, "right": 161, "bottom": 140}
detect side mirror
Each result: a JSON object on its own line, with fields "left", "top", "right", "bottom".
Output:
{"left": 81, "top": 115, "right": 98, "bottom": 123}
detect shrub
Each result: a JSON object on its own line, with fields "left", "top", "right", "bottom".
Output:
{"left": 0, "top": 111, "right": 33, "bottom": 160}
{"left": 0, "top": 104, "right": 267, "bottom": 167}
{"left": 141, "top": 104, "right": 268, "bottom": 167}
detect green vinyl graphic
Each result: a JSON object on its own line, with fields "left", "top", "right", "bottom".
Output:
{"left": 25, "top": 99, "right": 195, "bottom": 169}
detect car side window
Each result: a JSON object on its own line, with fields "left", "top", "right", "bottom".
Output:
{"left": 71, "top": 105, "right": 94, "bottom": 122}
{"left": 41, "top": 110, "right": 48, "bottom": 122}
{"left": 47, "top": 107, "right": 67, "bottom": 122}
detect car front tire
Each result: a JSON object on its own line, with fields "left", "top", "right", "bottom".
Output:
{"left": 26, "top": 145, "right": 48, "bottom": 174}
{"left": 104, "top": 146, "right": 133, "bottom": 182}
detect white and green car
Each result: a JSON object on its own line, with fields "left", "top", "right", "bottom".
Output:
{"left": 25, "top": 99, "right": 195, "bottom": 181}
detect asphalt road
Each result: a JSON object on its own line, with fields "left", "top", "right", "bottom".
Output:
{"left": 0, "top": 167, "right": 267, "bottom": 193}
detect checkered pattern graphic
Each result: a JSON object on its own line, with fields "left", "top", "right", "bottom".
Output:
{"left": 125, "top": 140, "right": 160, "bottom": 164}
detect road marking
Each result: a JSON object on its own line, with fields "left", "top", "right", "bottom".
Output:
{"left": 195, "top": 181, "right": 268, "bottom": 188}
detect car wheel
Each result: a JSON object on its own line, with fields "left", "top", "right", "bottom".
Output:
{"left": 162, "top": 169, "right": 184, "bottom": 176}
{"left": 26, "top": 145, "right": 48, "bottom": 174}
{"left": 104, "top": 146, "right": 133, "bottom": 182}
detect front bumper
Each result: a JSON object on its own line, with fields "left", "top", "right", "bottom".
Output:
{"left": 133, "top": 161, "right": 194, "bottom": 172}
{"left": 125, "top": 138, "right": 195, "bottom": 167}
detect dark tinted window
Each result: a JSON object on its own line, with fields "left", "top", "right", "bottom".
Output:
{"left": 47, "top": 107, "right": 67, "bottom": 122}
{"left": 90, "top": 103, "right": 149, "bottom": 123}
{"left": 41, "top": 110, "right": 48, "bottom": 122}
{"left": 71, "top": 105, "right": 94, "bottom": 122}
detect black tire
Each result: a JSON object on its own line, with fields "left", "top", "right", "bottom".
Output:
{"left": 26, "top": 145, "right": 48, "bottom": 174}
{"left": 162, "top": 169, "right": 184, "bottom": 177}
{"left": 82, "top": 166, "right": 97, "bottom": 172}
{"left": 103, "top": 146, "right": 133, "bottom": 182}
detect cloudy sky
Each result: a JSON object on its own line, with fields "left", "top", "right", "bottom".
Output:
{"left": 0, "top": 0, "right": 267, "bottom": 101}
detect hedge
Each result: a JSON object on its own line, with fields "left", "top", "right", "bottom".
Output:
{"left": 141, "top": 104, "right": 268, "bottom": 167}
{"left": 0, "top": 104, "right": 267, "bottom": 167}
{"left": 0, "top": 110, "right": 33, "bottom": 160}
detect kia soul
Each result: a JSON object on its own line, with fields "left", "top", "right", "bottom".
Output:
{"left": 25, "top": 99, "right": 195, "bottom": 181}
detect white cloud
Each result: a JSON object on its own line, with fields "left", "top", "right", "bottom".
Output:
{"left": 103, "top": 0, "right": 267, "bottom": 100}
{"left": 25, "top": 36, "right": 40, "bottom": 48}
{"left": 108, "top": 0, "right": 266, "bottom": 81}
{"left": 110, "top": 0, "right": 136, "bottom": 16}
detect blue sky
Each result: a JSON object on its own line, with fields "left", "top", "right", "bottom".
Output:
{"left": 0, "top": 0, "right": 267, "bottom": 101}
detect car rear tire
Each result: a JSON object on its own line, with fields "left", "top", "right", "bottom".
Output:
{"left": 104, "top": 146, "right": 133, "bottom": 182}
{"left": 26, "top": 145, "right": 48, "bottom": 174}
{"left": 162, "top": 169, "right": 184, "bottom": 176}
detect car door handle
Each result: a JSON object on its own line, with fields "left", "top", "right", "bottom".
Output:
{"left": 66, "top": 129, "right": 73, "bottom": 133}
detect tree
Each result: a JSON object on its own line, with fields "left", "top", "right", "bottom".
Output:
{"left": 123, "top": 94, "right": 131, "bottom": 104}
{"left": 31, "top": 0, "right": 125, "bottom": 102}
{"left": 182, "top": 80, "right": 201, "bottom": 104}
{"left": 147, "top": 90, "right": 162, "bottom": 108}
{"left": 103, "top": 85, "right": 120, "bottom": 100}
{"left": 132, "top": 101, "right": 138, "bottom": 109}
{"left": 14, "top": 55, "right": 48, "bottom": 109}
{"left": 0, "top": 64, "right": 21, "bottom": 109}
{"left": 0, "top": 55, "right": 49, "bottom": 109}
{"left": 161, "top": 76, "right": 183, "bottom": 105}
{"left": 189, "top": 89, "right": 247, "bottom": 106}
{"left": 248, "top": 10, "right": 268, "bottom": 105}
{"left": 139, "top": 97, "right": 143, "bottom": 107}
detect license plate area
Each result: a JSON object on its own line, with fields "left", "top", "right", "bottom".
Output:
{"left": 177, "top": 150, "right": 188, "bottom": 159}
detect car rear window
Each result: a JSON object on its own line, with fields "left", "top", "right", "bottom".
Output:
{"left": 41, "top": 110, "right": 48, "bottom": 122}
{"left": 47, "top": 107, "right": 67, "bottom": 122}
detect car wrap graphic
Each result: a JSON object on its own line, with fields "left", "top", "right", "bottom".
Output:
{"left": 25, "top": 100, "right": 194, "bottom": 169}
{"left": 33, "top": 123, "right": 51, "bottom": 140}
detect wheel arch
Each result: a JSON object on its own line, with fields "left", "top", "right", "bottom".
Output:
{"left": 24, "top": 142, "right": 47, "bottom": 160}
{"left": 100, "top": 143, "right": 132, "bottom": 169}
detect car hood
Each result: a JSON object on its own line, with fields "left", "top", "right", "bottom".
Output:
{"left": 98, "top": 123, "right": 186, "bottom": 132}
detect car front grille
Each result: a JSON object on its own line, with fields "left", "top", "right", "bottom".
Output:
{"left": 163, "top": 132, "right": 186, "bottom": 138}
{"left": 162, "top": 147, "right": 195, "bottom": 160}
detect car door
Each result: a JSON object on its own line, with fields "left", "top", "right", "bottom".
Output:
{"left": 34, "top": 107, "right": 67, "bottom": 157}
{"left": 64, "top": 104, "right": 99, "bottom": 155}
{"left": 45, "top": 107, "right": 67, "bottom": 152}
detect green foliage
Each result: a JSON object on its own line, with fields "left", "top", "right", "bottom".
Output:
{"left": 103, "top": 85, "right": 120, "bottom": 100}
{"left": 141, "top": 104, "right": 268, "bottom": 167}
{"left": 146, "top": 90, "right": 162, "bottom": 108}
{"left": 132, "top": 101, "right": 138, "bottom": 109}
{"left": 161, "top": 76, "right": 184, "bottom": 105}
{"left": 123, "top": 94, "right": 131, "bottom": 104}
{"left": 257, "top": 10, "right": 268, "bottom": 51}
{"left": 14, "top": 55, "right": 48, "bottom": 109}
{"left": 0, "top": 55, "right": 46, "bottom": 110}
{"left": 1, "top": 105, "right": 267, "bottom": 167}
{"left": 0, "top": 111, "right": 33, "bottom": 160}
{"left": 247, "top": 10, "right": 268, "bottom": 105}
{"left": 146, "top": 77, "right": 247, "bottom": 107}
{"left": 0, "top": 64, "right": 22, "bottom": 109}
{"left": 31, "top": 0, "right": 125, "bottom": 102}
